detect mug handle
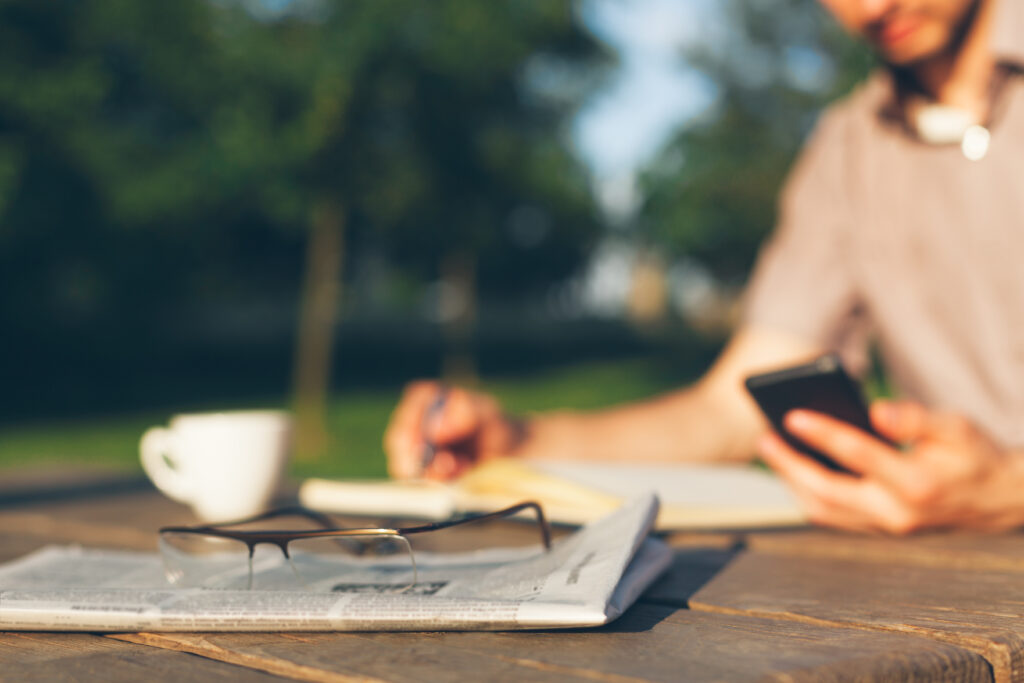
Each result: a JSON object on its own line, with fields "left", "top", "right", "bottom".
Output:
{"left": 139, "top": 427, "right": 193, "bottom": 504}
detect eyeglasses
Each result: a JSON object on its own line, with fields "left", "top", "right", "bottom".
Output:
{"left": 158, "top": 502, "right": 551, "bottom": 592}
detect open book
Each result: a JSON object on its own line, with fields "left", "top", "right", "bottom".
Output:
{"left": 299, "top": 459, "right": 806, "bottom": 530}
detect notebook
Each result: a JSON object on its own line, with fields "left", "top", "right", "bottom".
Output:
{"left": 298, "top": 458, "right": 806, "bottom": 530}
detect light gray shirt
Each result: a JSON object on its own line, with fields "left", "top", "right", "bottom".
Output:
{"left": 743, "top": 0, "right": 1024, "bottom": 446}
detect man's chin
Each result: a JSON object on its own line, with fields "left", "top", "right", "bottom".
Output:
{"left": 872, "top": 15, "right": 967, "bottom": 68}
{"left": 879, "top": 48, "right": 935, "bottom": 67}
{"left": 874, "top": 33, "right": 951, "bottom": 68}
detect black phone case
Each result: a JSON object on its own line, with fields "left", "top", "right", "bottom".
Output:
{"left": 744, "top": 354, "right": 883, "bottom": 473}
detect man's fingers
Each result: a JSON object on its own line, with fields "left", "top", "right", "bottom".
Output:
{"left": 385, "top": 383, "right": 514, "bottom": 482}
{"left": 758, "top": 431, "right": 919, "bottom": 534}
{"left": 870, "top": 400, "right": 929, "bottom": 444}
{"left": 390, "top": 381, "right": 444, "bottom": 441}
{"left": 424, "top": 450, "right": 460, "bottom": 481}
{"left": 758, "top": 432, "right": 868, "bottom": 529}
{"left": 431, "top": 387, "right": 486, "bottom": 444}
{"left": 783, "top": 409, "right": 912, "bottom": 488}
{"left": 758, "top": 431, "right": 860, "bottom": 504}
{"left": 423, "top": 445, "right": 494, "bottom": 480}
{"left": 384, "top": 381, "right": 443, "bottom": 479}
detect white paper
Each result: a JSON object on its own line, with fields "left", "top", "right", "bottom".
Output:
{"left": 0, "top": 494, "right": 670, "bottom": 632}
{"left": 533, "top": 461, "right": 800, "bottom": 508}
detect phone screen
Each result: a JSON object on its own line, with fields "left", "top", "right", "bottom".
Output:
{"left": 744, "top": 354, "right": 884, "bottom": 473}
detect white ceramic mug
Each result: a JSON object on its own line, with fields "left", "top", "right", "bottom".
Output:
{"left": 140, "top": 410, "right": 292, "bottom": 522}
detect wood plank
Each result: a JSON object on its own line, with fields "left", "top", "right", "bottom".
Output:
{"left": 747, "top": 529, "right": 1024, "bottom": 572}
{"left": 112, "top": 632, "right": 582, "bottom": 683}
{"left": 0, "top": 531, "right": 59, "bottom": 563}
{"left": 0, "top": 479, "right": 192, "bottom": 553}
{"left": 640, "top": 547, "right": 740, "bottom": 607}
{"left": 0, "top": 468, "right": 297, "bottom": 534}
{"left": 0, "top": 632, "right": 292, "bottom": 682}
{"left": 0, "top": 489, "right": 199, "bottom": 529}
{"left": 660, "top": 530, "right": 741, "bottom": 550}
{"left": 0, "top": 511, "right": 161, "bottom": 551}
{"left": 0, "top": 467, "right": 152, "bottom": 509}
{"left": 690, "top": 550, "right": 1024, "bottom": 682}
{"left": 112, "top": 603, "right": 990, "bottom": 682}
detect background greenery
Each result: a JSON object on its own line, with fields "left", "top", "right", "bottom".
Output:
{"left": 0, "top": 0, "right": 872, "bottom": 477}
{"left": 0, "top": 357, "right": 709, "bottom": 477}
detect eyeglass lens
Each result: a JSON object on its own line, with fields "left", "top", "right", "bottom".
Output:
{"left": 159, "top": 531, "right": 418, "bottom": 591}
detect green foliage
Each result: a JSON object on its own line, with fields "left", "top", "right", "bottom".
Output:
{"left": 0, "top": 0, "right": 609, "bottom": 415}
{"left": 0, "top": 357, "right": 696, "bottom": 478}
{"left": 302, "top": 0, "right": 610, "bottom": 295}
{"left": 638, "top": 0, "right": 875, "bottom": 285}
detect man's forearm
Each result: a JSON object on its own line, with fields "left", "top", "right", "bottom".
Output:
{"left": 504, "top": 326, "right": 820, "bottom": 467}
{"left": 510, "top": 383, "right": 762, "bottom": 465}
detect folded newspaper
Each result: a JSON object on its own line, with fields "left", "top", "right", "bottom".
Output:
{"left": 0, "top": 494, "right": 670, "bottom": 632}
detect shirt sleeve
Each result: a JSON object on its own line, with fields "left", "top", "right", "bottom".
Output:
{"left": 742, "top": 103, "right": 866, "bottom": 353}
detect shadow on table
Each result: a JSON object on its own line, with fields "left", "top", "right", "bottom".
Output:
{"left": 640, "top": 547, "right": 743, "bottom": 609}
{"left": 560, "top": 546, "right": 744, "bottom": 635}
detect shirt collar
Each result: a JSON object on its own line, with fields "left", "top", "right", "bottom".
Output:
{"left": 991, "top": 0, "right": 1024, "bottom": 69}
{"left": 873, "top": 0, "right": 1024, "bottom": 129}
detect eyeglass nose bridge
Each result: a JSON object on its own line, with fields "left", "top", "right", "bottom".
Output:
{"left": 236, "top": 540, "right": 293, "bottom": 590}
{"left": 281, "top": 532, "right": 420, "bottom": 592}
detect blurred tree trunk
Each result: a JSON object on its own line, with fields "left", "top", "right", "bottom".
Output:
{"left": 627, "top": 249, "right": 669, "bottom": 327}
{"left": 441, "top": 249, "right": 477, "bottom": 386}
{"left": 292, "top": 199, "right": 344, "bottom": 461}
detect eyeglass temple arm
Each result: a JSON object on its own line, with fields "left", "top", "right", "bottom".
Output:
{"left": 398, "top": 501, "right": 552, "bottom": 550}
{"left": 158, "top": 503, "right": 553, "bottom": 551}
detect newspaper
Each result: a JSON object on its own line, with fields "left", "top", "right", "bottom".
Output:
{"left": 0, "top": 494, "right": 670, "bottom": 631}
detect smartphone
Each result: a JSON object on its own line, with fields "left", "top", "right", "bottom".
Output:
{"left": 744, "top": 354, "right": 886, "bottom": 473}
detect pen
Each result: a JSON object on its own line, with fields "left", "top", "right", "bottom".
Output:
{"left": 420, "top": 387, "right": 449, "bottom": 475}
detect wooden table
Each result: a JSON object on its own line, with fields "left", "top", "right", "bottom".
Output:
{"left": 2, "top": 469, "right": 1021, "bottom": 682}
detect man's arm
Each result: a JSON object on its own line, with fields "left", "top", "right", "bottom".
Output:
{"left": 516, "top": 326, "right": 823, "bottom": 465}
{"left": 384, "top": 325, "right": 822, "bottom": 479}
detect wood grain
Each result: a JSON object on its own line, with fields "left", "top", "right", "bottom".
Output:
{"left": 111, "top": 631, "right": 597, "bottom": 683}
{"left": 747, "top": 529, "right": 1024, "bottom": 572}
{"left": 0, "top": 485, "right": 192, "bottom": 554}
{"left": 690, "top": 550, "right": 1024, "bottom": 682}
{"left": 0, "top": 632, "right": 290, "bottom": 682}
{"left": 660, "top": 530, "right": 742, "bottom": 549}
{"left": 0, "top": 532, "right": 53, "bottom": 563}
{"left": 0, "top": 510, "right": 159, "bottom": 551}
{"left": 111, "top": 603, "right": 990, "bottom": 683}
{"left": 0, "top": 468, "right": 152, "bottom": 510}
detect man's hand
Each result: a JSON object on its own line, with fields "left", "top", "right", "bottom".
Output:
{"left": 757, "top": 400, "right": 1024, "bottom": 534}
{"left": 383, "top": 381, "right": 525, "bottom": 481}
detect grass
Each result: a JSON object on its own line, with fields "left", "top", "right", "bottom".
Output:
{"left": 0, "top": 357, "right": 696, "bottom": 480}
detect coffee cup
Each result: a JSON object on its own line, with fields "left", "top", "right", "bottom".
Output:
{"left": 139, "top": 410, "right": 292, "bottom": 522}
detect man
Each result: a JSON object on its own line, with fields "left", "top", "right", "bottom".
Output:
{"left": 384, "top": 0, "right": 1024, "bottom": 534}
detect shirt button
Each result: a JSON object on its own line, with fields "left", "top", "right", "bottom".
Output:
{"left": 961, "top": 125, "right": 990, "bottom": 161}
